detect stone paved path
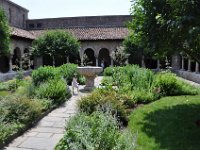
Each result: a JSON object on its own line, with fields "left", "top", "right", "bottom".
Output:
{"left": 3, "top": 76, "right": 103, "bottom": 150}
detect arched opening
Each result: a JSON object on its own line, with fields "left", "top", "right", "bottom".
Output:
{"left": 191, "top": 60, "right": 196, "bottom": 72}
{"left": 0, "top": 56, "right": 9, "bottom": 73}
{"left": 145, "top": 57, "right": 157, "bottom": 69}
{"left": 84, "top": 48, "right": 96, "bottom": 66}
{"left": 43, "top": 55, "right": 53, "bottom": 66}
{"left": 184, "top": 58, "right": 188, "bottom": 70}
{"left": 30, "top": 55, "right": 34, "bottom": 69}
{"left": 12, "top": 48, "right": 21, "bottom": 71}
{"left": 98, "top": 48, "right": 111, "bottom": 68}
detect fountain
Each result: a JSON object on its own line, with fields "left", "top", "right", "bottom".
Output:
{"left": 77, "top": 66, "right": 103, "bottom": 91}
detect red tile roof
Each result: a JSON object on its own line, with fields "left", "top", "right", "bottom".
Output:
{"left": 11, "top": 27, "right": 129, "bottom": 40}
{"left": 11, "top": 27, "right": 35, "bottom": 40}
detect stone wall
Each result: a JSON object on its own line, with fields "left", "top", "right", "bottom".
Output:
{"left": 0, "top": 70, "right": 31, "bottom": 81}
{"left": 176, "top": 70, "right": 200, "bottom": 84}
{"left": 27, "top": 15, "right": 132, "bottom": 30}
{"left": 0, "top": 0, "right": 28, "bottom": 29}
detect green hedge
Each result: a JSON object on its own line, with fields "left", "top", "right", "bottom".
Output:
{"left": 32, "top": 66, "right": 60, "bottom": 86}
{"left": 35, "top": 79, "right": 71, "bottom": 105}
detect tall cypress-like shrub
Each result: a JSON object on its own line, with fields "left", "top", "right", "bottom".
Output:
{"left": 0, "top": 7, "right": 10, "bottom": 55}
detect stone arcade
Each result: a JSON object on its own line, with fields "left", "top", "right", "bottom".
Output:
{"left": 0, "top": 0, "right": 199, "bottom": 83}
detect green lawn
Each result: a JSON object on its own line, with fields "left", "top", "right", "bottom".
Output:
{"left": 129, "top": 95, "right": 200, "bottom": 150}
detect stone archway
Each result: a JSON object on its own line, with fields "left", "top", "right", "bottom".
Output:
{"left": 12, "top": 47, "right": 21, "bottom": 71}
{"left": 84, "top": 48, "right": 96, "bottom": 66}
{"left": 98, "top": 48, "right": 111, "bottom": 68}
{"left": 0, "top": 55, "right": 9, "bottom": 73}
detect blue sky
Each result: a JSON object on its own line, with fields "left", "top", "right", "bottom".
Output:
{"left": 10, "top": 0, "right": 132, "bottom": 19}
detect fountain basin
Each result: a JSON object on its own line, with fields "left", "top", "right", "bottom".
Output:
{"left": 77, "top": 66, "right": 103, "bottom": 90}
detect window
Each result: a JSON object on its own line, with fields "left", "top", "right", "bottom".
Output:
{"left": 29, "top": 23, "right": 35, "bottom": 28}
{"left": 37, "top": 23, "right": 42, "bottom": 28}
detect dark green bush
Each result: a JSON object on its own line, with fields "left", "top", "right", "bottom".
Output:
{"left": 35, "top": 79, "right": 71, "bottom": 105}
{"left": 32, "top": 66, "right": 60, "bottom": 86}
{"left": 154, "top": 72, "right": 179, "bottom": 96}
{"left": 58, "top": 63, "right": 85, "bottom": 85}
{"left": 79, "top": 89, "right": 128, "bottom": 124}
{"left": 55, "top": 111, "right": 136, "bottom": 150}
{"left": 154, "top": 72, "right": 198, "bottom": 96}
{"left": 58, "top": 63, "right": 77, "bottom": 84}
{"left": 103, "top": 67, "right": 116, "bottom": 76}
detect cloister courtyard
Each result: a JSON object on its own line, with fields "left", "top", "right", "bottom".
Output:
{"left": 1, "top": 0, "right": 200, "bottom": 150}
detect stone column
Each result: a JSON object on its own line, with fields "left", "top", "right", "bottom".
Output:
{"left": 28, "top": 58, "right": 31, "bottom": 70}
{"left": 9, "top": 55, "right": 13, "bottom": 72}
{"left": 181, "top": 56, "right": 185, "bottom": 70}
{"left": 157, "top": 59, "right": 160, "bottom": 70}
{"left": 141, "top": 55, "right": 145, "bottom": 68}
{"left": 95, "top": 56, "right": 98, "bottom": 67}
{"left": 195, "top": 62, "right": 199, "bottom": 73}
{"left": 171, "top": 53, "right": 181, "bottom": 70}
{"left": 110, "top": 58, "right": 114, "bottom": 67}
{"left": 80, "top": 56, "right": 83, "bottom": 66}
{"left": 187, "top": 59, "right": 191, "bottom": 72}
{"left": 19, "top": 58, "right": 23, "bottom": 70}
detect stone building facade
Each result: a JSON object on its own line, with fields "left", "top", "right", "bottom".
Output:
{"left": 0, "top": 0, "right": 200, "bottom": 83}
{"left": 0, "top": 0, "right": 131, "bottom": 74}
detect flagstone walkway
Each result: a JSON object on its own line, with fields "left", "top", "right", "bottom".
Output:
{"left": 3, "top": 76, "right": 103, "bottom": 150}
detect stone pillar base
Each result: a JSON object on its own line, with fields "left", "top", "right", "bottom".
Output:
{"left": 84, "top": 75, "right": 95, "bottom": 91}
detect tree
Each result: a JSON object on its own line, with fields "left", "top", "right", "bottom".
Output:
{"left": 128, "top": 0, "right": 200, "bottom": 63}
{"left": 32, "top": 30, "right": 80, "bottom": 66}
{"left": 0, "top": 7, "right": 10, "bottom": 55}
{"left": 111, "top": 46, "right": 129, "bottom": 66}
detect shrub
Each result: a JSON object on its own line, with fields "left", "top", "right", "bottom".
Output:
{"left": 0, "top": 96, "right": 49, "bottom": 144}
{"left": 101, "top": 76, "right": 113, "bottom": 86}
{"left": 32, "top": 66, "right": 60, "bottom": 86}
{"left": 154, "top": 72, "right": 179, "bottom": 96}
{"left": 103, "top": 67, "right": 116, "bottom": 76}
{"left": 154, "top": 71, "right": 198, "bottom": 96}
{"left": 79, "top": 89, "right": 128, "bottom": 124}
{"left": 55, "top": 111, "right": 136, "bottom": 150}
{"left": 0, "top": 96, "right": 44, "bottom": 124}
{"left": 35, "top": 79, "right": 71, "bottom": 105}
{"left": 58, "top": 63, "right": 85, "bottom": 85}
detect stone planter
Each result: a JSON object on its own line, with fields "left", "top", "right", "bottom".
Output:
{"left": 77, "top": 66, "right": 103, "bottom": 90}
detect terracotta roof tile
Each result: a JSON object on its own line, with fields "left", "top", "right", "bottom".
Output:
{"left": 11, "top": 27, "right": 35, "bottom": 40}
{"left": 11, "top": 27, "right": 129, "bottom": 40}
{"left": 31, "top": 27, "right": 129, "bottom": 40}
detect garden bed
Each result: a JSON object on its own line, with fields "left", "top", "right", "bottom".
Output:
{"left": 0, "top": 63, "right": 84, "bottom": 148}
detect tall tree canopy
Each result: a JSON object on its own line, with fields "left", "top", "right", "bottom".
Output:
{"left": 128, "top": 0, "right": 200, "bottom": 62}
{"left": 0, "top": 8, "right": 10, "bottom": 55}
{"left": 32, "top": 30, "right": 80, "bottom": 66}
